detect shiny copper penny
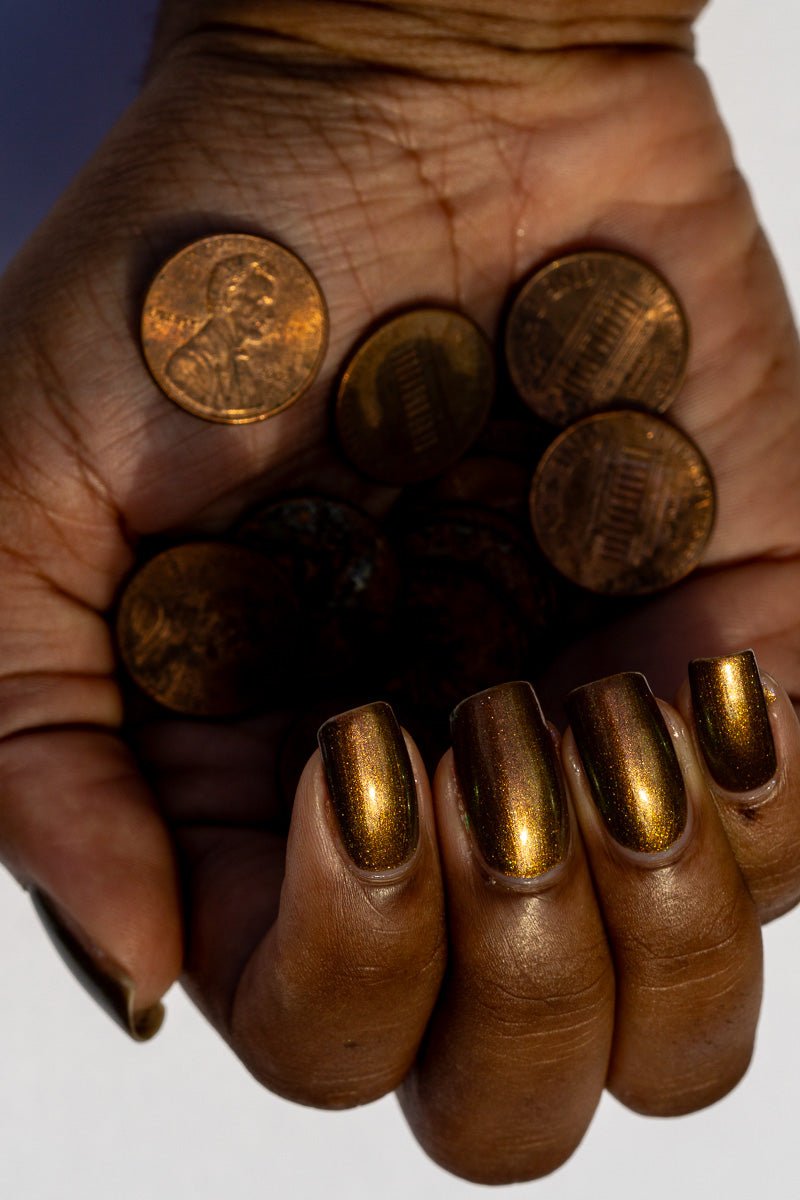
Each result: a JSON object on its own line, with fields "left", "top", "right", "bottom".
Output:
{"left": 506, "top": 251, "right": 689, "bottom": 426}
{"left": 530, "top": 411, "right": 715, "bottom": 595}
{"left": 115, "top": 542, "right": 294, "bottom": 716}
{"left": 336, "top": 308, "right": 494, "bottom": 484}
{"left": 141, "top": 234, "right": 328, "bottom": 423}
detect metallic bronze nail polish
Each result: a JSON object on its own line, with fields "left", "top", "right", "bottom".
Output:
{"left": 451, "top": 681, "right": 569, "bottom": 878}
{"left": 318, "top": 701, "right": 418, "bottom": 871}
{"left": 689, "top": 650, "right": 777, "bottom": 792}
{"left": 30, "top": 889, "right": 165, "bottom": 1041}
{"left": 566, "top": 672, "right": 686, "bottom": 853}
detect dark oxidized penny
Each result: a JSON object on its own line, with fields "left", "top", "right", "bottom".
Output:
{"left": 336, "top": 308, "right": 494, "bottom": 484}
{"left": 505, "top": 251, "right": 689, "bottom": 427}
{"left": 474, "top": 417, "right": 552, "bottom": 465}
{"left": 234, "top": 495, "right": 398, "bottom": 622}
{"left": 416, "top": 455, "right": 533, "bottom": 524}
{"left": 115, "top": 542, "right": 294, "bottom": 717}
{"left": 389, "top": 560, "right": 533, "bottom": 721}
{"left": 530, "top": 411, "right": 715, "bottom": 596}
{"left": 141, "top": 234, "right": 328, "bottom": 423}
{"left": 398, "top": 505, "right": 559, "bottom": 632}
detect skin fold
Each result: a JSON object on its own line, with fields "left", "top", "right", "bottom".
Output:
{"left": 1, "top": 0, "right": 799, "bottom": 1183}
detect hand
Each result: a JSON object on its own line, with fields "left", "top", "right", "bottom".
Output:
{"left": 2, "top": 0, "right": 799, "bottom": 1184}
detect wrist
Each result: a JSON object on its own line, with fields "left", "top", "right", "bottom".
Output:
{"left": 151, "top": 1, "right": 704, "bottom": 80}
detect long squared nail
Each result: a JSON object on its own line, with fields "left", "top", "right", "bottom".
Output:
{"left": 566, "top": 672, "right": 686, "bottom": 853}
{"left": 689, "top": 650, "right": 777, "bottom": 792}
{"left": 30, "top": 889, "right": 164, "bottom": 1041}
{"left": 451, "top": 681, "right": 569, "bottom": 879}
{"left": 318, "top": 701, "right": 418, "bottom": 871}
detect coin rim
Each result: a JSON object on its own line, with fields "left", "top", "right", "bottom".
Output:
{"left": 504, "top": 249, "right": 690, "bottom": 427}
{"left": 140, "top": 233, "right": 329, "bottom": 425}
{"left": 335, "top": 306, "right": 495, "bottom": 484}
{"left": 115, "top": 539, "right": 291, "bottom": 717}
{"left": 528, "top": 409, "right": 716, "bottom": 596}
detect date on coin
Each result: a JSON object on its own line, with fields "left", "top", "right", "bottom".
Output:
{"left": 141, "top": 234, "right": 328, "bottom": 424}
{"left": 505, "top": 250, "right": 689, "bottom": 427}
{"left": 336, "top": 308, "right": 494, "bottom": 484}
{"left": 530, "top": 411, "right": 715, "bottom": 596}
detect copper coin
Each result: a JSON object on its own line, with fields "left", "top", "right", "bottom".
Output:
{"left": 388, "top": 559, "right": 533, "bottom": 719}
{"left": 505, "top": 251, "right": 689, "bottom": 426}
{"left": 234, "top": 495, "right": 398, "bottom": 619}
{"left": 234, "top": 494, "right": 399, "bottom": 681}
{"left": 411, "top": 455, "right": 533, "bottom": 524}
{"left": 141, "top": 234, "right": 328, "bottom": 423}
{"left": 336, "top": 308, "right": 494, "bottom": 484}
{"left": 115, "top": 542, "right": 294, "bottom": 716}
{"left": 530, "top": 411, "right": 715, "bottom": 596}
{"left": 398, "top": 505, "right": 559, "bottom": 631}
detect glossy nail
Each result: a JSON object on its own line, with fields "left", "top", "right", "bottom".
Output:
{"left": 30, "top": 889, "right": 165, "bottom": 1041}
{"left": 567, "top": 672, "right": 686, "bottom": 853}
{"left": 451, "top": 681, "right": 569, "bottom": 878}
{"left": 689, "top": 650, "right": 777, "bottom": 792}
{"left": 318, "top": 701, "right": 418, "bottom": 871}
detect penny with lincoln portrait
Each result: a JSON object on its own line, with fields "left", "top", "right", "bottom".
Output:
{"left": 141, "top": 234, "right": 328, "bottom": 423}
{"left": 115, "top": 542, "right": 295, "bottom": 716}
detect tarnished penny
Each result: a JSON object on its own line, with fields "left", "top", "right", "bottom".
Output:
{"left": 115, "top": 542, "right": 294, "bottom": 716}
{"left": 234, "top": 495, "right": 398, "bottom": 620}
{"left": 505, "top": 251, "right": 689, "bottom": 426}
{"left": 397, "top": 504, "right": 559, "bottom": 631}
{"left": 409, "top": 455, "right": 533, "bottom": 523}
{"left": 141, "top": 234, "right": 328, "bottom": 423}
{"left": 336, "top": 308, "right": 494, "bottom": 484}
{"left": 388, "top": 559, "right": 533, "bottom": 722}
{"left": 530, "top": 411, "right": 715, "bottom": 595}
{"left": 234, "top": 495, "right": 399, "bottom": 680}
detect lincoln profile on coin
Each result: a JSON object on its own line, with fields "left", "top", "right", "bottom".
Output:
{"left": 167, "top": 254, "right": 278, "bottom": 411}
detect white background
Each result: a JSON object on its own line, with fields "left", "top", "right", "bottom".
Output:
{"left": 1, "top": 2, "right": 799, "bottom": 1197}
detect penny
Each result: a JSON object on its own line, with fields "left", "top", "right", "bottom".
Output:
{"left": 505, "top": 250, "right": 689, "bottom": 426}
{"left": 388, "top": 559, "right": 533, "bottom": 722}
{"left": 115, "top": 542, "right": 294, "bottom": 716}
{"left": 336, "top": 308, "right": 494, "bottom": 484}
{"left": 397, "top": 504, "right": 559, "bottom": 632}
{"left": 530, "top": 411, "right": 715, "bottom": 595}
{"left": 410, "top": 455, "right": 533, "bottom": 524}
{"left": 141, "top": 234, "right": 328, "bottom": 423}
{"left": 234, "top": 495, "right": 398, "bottom": 620}
{"left": 234, "top": 495, "right": 399, "bottom": 680}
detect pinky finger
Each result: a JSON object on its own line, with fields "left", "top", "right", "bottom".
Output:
{"left": 676, "top": 649, "right": 800, "bottom": 922}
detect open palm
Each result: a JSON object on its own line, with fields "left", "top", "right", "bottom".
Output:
{"left": 2, "top": 2, "right": 799, "bottom": 1177}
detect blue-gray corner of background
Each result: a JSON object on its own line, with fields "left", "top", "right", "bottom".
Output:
{"left": 0, "top": 1, "right": 158, "bottom": 272}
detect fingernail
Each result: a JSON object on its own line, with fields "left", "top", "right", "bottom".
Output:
{"left": 30, "top": 889, "right": 165, "bottom": 1041}
{"left": 689, "top": 649, "right": 777, "bottom": 792}
{"left": 451, "top": 681, "right": 569, "bottom": 879}
{"left": 318, "top": 701, "right": 418, "bottom": 871}
{"left": 566, "top": 672, "right": 687, "bottom": 853}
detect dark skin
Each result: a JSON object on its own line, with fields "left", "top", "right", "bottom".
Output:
{"left": 2, "top": 0, "right": 800, "bottom": 1183}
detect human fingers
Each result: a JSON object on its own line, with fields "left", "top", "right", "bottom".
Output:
{"left": 0, "top": 722, "right": 181, "bottom": 1040}
{"left": 675, "top": 650, "right": 800, "bottom": 923}
{"left": 563, "top": 673, "right": 762, "bottom": 1115}
{"left": 176, "top": 701, "right": 446, "bottom": 1107}
{"left": 400, "top": 682, "right": 615, "bottom": 1185}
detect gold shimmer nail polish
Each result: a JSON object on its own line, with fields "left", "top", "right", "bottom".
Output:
{"left": 566, "top": 672, "right": 686, "bottom": 853}
{"left": 318, "top": 701, "right": 418, "bottom": 871}
{"left": 689, "top": 650, "right": 777, "bottom": 792}
{"left": 30, "top": 889, "right": 165, "bottom": 1041}
{"left": 451, "top": 681, "right": 569, "bottom": 879}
